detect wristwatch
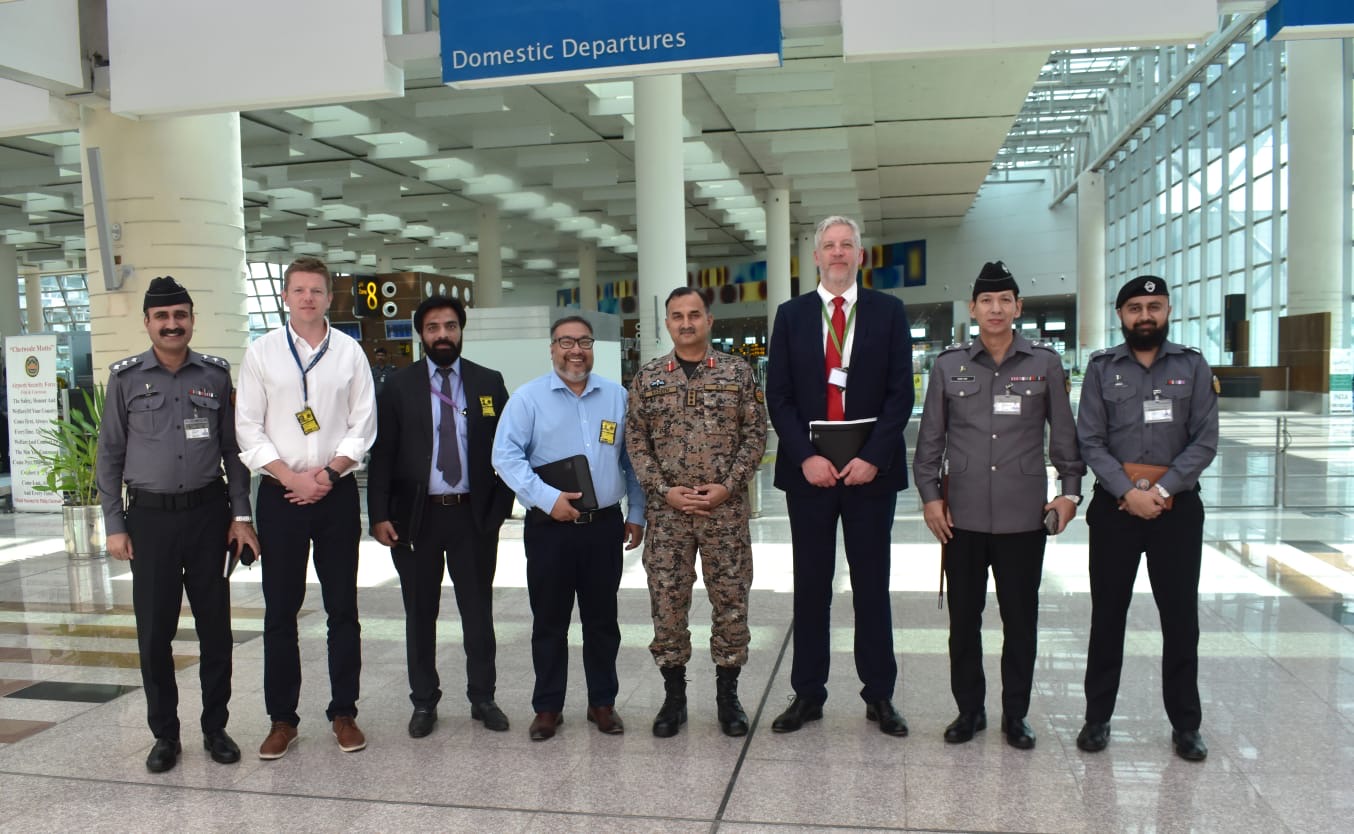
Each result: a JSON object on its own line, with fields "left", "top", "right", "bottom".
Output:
{"left": 323, "top": 465, "right": 342, "bottom": 484}
{"left": 233, "top": 515, "right": 253, "bottom": 523}
{"left": 1155, "top": 484, "right": 1171, "bottom": 499}
{"left": 1059, "top": 494, "right": 1082, "bottom": 506}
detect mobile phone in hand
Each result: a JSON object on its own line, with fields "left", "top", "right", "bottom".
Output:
{"left": 1043, "top": 508, "right": 1060, "bottom": 535}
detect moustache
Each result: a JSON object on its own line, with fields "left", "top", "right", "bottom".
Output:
{"left": 159, "top": 329, "right": 185, "bottom": 337}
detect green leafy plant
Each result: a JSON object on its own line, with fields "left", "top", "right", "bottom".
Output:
{"left": 30, "top": 384, "right": 105, "bottom": 506}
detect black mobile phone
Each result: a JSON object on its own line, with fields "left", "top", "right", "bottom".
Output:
{"left": 1043, "top": 508, "right": 1060, "bottom": 535}
{"left": 238, "top": 542, "right": 256, "bottom": 566}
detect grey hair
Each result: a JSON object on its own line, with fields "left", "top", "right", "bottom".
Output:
{"left": 814, "top": 215, "right": 862, "bottom": 249}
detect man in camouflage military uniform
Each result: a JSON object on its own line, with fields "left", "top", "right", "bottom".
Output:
{"left": 626, "top": 287, "right": 767, "bottom": 738}
{"left": 914, "top": 261, "right": 1084, "bottom": 751}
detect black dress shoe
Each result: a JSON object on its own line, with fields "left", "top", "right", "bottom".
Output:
{"left": 1172, "top": 729, "right": 1208, "bottom": 762}
{"left": 408, "top": 706, "right": 438, "bottom": 738}
{"left": 203, "top": 729, "right": 241, "bottom": 764}
{"left": 471, "top": 701, "right": 510, "bottom": 732}
{"left": 146, "top": 738, "right": 181, "bottom": 773}
{"left": 529, "top": 712, "right": 561, "bottom": 741}
{"left": 943, "top": 710, "right": 987, "bottom": 744}
{"left": 1076, "top": 721, "right": 1111, "bottom": 752}
{"left": 1000, "top": 715, "right": 1035, "bottom": 750}
{"left": 865, "top": 700, "right": 909, "bottom": 737}
{"left": 771, "top": 696, "right": 822, "bottom": 733}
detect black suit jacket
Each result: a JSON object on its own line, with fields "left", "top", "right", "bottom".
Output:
{"left": 367, "top": 357, "right": 514, "bottom": 544}
{"left": 766, "top": 287, "right": 914, "bottom": 495}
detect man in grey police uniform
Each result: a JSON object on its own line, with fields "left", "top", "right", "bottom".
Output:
{"left": 96, "top": 276, "right": 260, "bottom": 773}
{"left": 914, "top": 261, "right": 1084, "bottom": 750}
{"left": 1075, "top": 274, "right": 1219, "bottom": 762}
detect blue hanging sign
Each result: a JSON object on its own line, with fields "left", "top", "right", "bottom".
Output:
{"left": 441, "top": 1, "right": 782, "bottom": 89}
{"left": 1266, "top": 0, "right": 1354, "bottom": 40}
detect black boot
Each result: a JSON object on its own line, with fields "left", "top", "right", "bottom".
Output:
{"left": 716, "top": 665, "right": 749, "bottom": 737}
{"left": 652, "top": 665, "right": 687, "bottom": 738}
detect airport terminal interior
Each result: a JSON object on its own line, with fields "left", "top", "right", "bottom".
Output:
{"left": 2, "top": 1, "right": 1354, "bottom": 832}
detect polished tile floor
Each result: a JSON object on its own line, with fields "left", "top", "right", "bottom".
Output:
{"left": 0, "top": 435, "right": 1352, "bottom": 833}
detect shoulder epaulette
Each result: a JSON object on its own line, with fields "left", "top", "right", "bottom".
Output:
{"left": 109, "top": 355, "right": 142, "bottom": 375}
{"left": 1088, "top": 348, "right": 1111, "bottom": 361}
{"left": 198, "top": 353, "right": 231, "bottom": 371}
{"left": 1031, "top": 341, "right": 1059, "bottom": 354}
{"left": 940, "top": 342, "right": 968, "bottom": 354}
{"left": 1183, "top": 345, "right": 1202, "bottom": 354}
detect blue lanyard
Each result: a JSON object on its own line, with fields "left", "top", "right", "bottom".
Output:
{"left": 287, "top": 328, "right": 330, "bottom": 405}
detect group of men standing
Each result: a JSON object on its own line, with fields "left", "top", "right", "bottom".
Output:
{"left": 95, "top": 214, "right": 1217, "bottom": 774}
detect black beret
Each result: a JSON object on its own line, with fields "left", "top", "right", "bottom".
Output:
{"left": 1115, "top": 275, "right": 1169, "bottom": 308}
{"left": 143, "top": 275, "right": 192, "bottom": 312}
{"left": 972, "top": 260, "right": 1019, "bottom": 300}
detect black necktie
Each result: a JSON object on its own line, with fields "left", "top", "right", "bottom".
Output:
{"left": 436, "top": 367, "right": 461, "bottom": 486}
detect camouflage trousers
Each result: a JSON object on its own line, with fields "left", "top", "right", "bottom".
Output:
{"left": 642, "top": 494, "right": 753, "bottom": 668}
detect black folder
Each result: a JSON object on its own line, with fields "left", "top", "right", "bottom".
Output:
{"left": 533, "top": 454, "right": 599, "bottom": 511}
{"left": 223, "top": 541, "right": 256, "bottom": 578}
{"left": 809, "top": 418, "right": 877, "bottom": 470}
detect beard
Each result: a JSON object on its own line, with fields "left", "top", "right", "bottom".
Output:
{"left": 1122, "top": 320, "right": 1168, "bottom": 351}
{"left": 424, "top": 338, "right": 461, "bottom": 367}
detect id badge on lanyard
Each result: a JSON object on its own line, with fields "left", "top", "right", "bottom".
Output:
{"left": 289, "top": 331, "right": 330, "bottom": 435}
{"left": 1143, "top": 390, "right": 1172, "bottom": 423}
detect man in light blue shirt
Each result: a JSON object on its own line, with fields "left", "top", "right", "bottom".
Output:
{"left": 492, "top": 315, "right": 644, "bottom": 741}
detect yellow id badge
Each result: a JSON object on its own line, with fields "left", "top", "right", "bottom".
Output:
{"left": 599, "top": 419, "right": 617, "bottom": 445}
{"left": 295, "top": 406, "right": 321, "bottom": 435}
{"left": 479, "top": 395, "right": 496, "bottom": 417}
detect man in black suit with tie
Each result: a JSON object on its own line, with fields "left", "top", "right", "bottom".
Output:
{"left": 368, "top": 295, "right": 515, "bottom": 738}
{"left": 765, "top": 215, "right": 915, "bottom": 736}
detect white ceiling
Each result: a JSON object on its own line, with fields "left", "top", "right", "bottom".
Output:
{"left": 0, "top": 30, "right": 1049, "bottom": 296}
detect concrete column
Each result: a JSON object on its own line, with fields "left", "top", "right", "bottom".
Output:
{"left": 24, "top": 267, "right": 42, "bottom": 329}
{"left": 475, "top": 204, "right": 503, "bottom": 308}
{"left": 1286, "top": 38, "right": 1347, "bottom": 351}
{"left": 635, "top": 74, "right": 686, "bottom": 365}
{"left": 1076, "top": 171, "right": 1107, "bottom": 362}
{"left": 797, "top": 230, "right": 816, "bottom": 295}
{"left": 0, "top": 245, "right": 20, "bottom": 339}
{"left": 764, "top": 189, "right": 791, "bottom": 341}
{"left": 81, "top": 109, "right": 247, "bottom": 375}
{"left": 577, "top": 240, "right": 597, "bottom": 312}
{"left": 952, "top": 300, "right": 970, "bottom": 344}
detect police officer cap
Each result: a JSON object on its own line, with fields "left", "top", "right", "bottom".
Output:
{"left": 1115, "top": 275, "right": 1169, "bottom": 308}
{"left": 972, "top": 261, "right": 1019, "bottom": 300}
{"left": 143, "top": 275, "right": 193, "bottom": 311}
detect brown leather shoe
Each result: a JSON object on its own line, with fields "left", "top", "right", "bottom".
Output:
{"left": 586, "top": 705, "right": 625, "bottom": 735}
{"left": 258, "top": 722, "right": 298, "bottom": 760}
{"left": 332, "top": 716, "right": 367, "bottom": 752}
{"left": 529, "top": 712, "right": 562, "bottom": 741}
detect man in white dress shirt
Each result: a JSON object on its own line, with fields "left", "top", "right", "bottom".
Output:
{"left": 235, "top": 257, "right": 377, "bottom": 760}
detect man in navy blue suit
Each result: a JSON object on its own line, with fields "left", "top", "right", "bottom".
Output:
{"left": 765, "top": 215, "right": 915, "bottom": 736}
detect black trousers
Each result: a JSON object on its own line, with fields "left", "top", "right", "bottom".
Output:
{"left": 785, "top": 487, "right": 898, "bottom": 705}
{"left": 126, "top": 495, "right": 232, "bottom": 740}
{"left": 944, "top": 527, "right": 1046, "bottom": 719}
{"left": 257, "top": 475, "right": 362, "bottom": 726}
{"left": 392, "top": 501, "right": 501, "bottom": 708}
{"left": 522, "top": 507, "right": 623, "bottom": 713}
{"left": 1084, "top": 485, "right": 1205, "bottom": 730}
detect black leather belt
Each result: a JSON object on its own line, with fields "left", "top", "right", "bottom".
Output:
{"left": 428, "top": 493, "right": 470, "bottom": 506}
{"left": 127, "top": 479, "right": 225, "bottom": 512}
{"left": 527, "top": 504, "right": 620, "bottom": 525}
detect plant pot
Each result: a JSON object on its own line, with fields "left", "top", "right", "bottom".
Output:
{"left": 63, "top": 504, "right": 107, "bottom": 560}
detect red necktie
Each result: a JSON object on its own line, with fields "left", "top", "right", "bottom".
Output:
{"left": 825, "top": 296, "right": 846, "bottom": 421}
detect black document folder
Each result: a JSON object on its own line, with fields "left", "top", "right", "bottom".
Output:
{"left": 808, "top": 418, "right": 877, "bottom": 470}
{"left": 223, "top": 542, "right": 256, "bottom": 578}
{"left": 532, "top": 454, "right": 599, "bottom": 511}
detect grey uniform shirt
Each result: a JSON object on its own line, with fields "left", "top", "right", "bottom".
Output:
{"left": 96, "top": 349, "right": 252, "bottom": 536}
{"left": 913, "top": 333, "right": 1083, "bottom": 534}
{"left": 1075, "top": 339, "right": 1219, "bottom": 500}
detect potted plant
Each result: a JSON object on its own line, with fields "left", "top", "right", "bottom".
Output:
{"left": 31, "top": 384, "right": 107, "bottom": 559}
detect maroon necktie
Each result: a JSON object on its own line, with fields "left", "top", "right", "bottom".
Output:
{"left": 825, "top": 296, "right": 846, "bottom": 421}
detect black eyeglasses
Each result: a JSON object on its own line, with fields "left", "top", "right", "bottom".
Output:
{"left": 552, "top": 336, "right": 595, "bottom": 350}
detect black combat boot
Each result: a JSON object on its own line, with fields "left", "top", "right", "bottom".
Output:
{"left": 652, "top": 665, "right": 688, "bottom": 738}
{"left": 716, "top": 665, "right": 749, "bottom": 737}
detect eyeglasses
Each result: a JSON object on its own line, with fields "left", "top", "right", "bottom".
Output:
{"left": 552, "top": 336, "right": 595, "bottom": 350}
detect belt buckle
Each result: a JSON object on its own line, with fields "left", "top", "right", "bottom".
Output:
{"left": 572, "top": 510, "right": 594, "bottom": 525}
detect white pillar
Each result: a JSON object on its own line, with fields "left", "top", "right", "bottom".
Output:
{"left": 1076, "top": 171, "right": 1107, "bottom": 362}
{"left": 475, "top": 204, "right": 503, "bottom": 308}
{"left": 81, "top": 109, "right": 247, "bottom": 375}
{"left": 24, "top": 266, "right": 43, "bottom": 329}
{"left": 1286, "top": 38, "right": 1347, "bottom": 351}
{"left": 578, "top": 240, "right": 597, "bottom": 312}
{"left": 765, "top": 189, "right": 791, "bottom": 340}
{"left": 635, "top": 74, "right": 686, "bottom": 365}
{"left": 952, "top": 300, "right": 970, "bottom": 345}
{"left": 797, "top": 230, "right": 816, "bottom": 295}
{"left": 0, "top": 245, "right": 20, "bottom": 339}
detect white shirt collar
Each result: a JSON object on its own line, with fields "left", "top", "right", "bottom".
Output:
{"left": 816, "top": 281, "right": 858, "bottom": 309}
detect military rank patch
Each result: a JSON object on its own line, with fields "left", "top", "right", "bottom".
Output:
{"left": 479, "top": 395, "right": 496, "bottom": 417}
{"left": 599, "top": 420, "right": 617, "bottom": 445}
{"left": 754, "top": 389, "right": 765, "bottom": 404}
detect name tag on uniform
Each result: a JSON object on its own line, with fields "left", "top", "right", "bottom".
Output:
{"left": 993, "top": 394, "right": 1022, "bottom": 415}
{"left": 295, "top": 407, "right": 321, "bottom": 435}
{"left": 1143, "top": 399, "right": 1173, "bottom": 423}
{"left": 828, "top": 367, "right": 849, "bottom": 389}
{"left": 479, "top": 395, "right": 496, "bottom": 417}
{"left": 599, "top": 420, "right": 617, "bottom": 445}
{"left": 184, "top": 417, "right": 211, "bottom": 440}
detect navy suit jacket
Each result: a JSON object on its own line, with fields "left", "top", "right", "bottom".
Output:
{"left": 766, "top": 287, "right": 914, "bottom": 495}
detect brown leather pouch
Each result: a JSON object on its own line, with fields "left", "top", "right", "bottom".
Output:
{"left": 1123, "top": 462, "right": 1173, "bottom": 509}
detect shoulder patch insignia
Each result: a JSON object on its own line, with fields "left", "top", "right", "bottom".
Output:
{"left": 198, "top": 353, "right": 231, "bottom": 371}
{"left": 109, "top": 355, "right": 143, "bottom": 375}
{"left": 754, "top": 388, "right": 765, "bottom": 404}
{"left": 1212, "top": 375, "right": 1220, "bottom": 395}
{"left": 1065, "top": 377, "right": 1072, "bottom": 395}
